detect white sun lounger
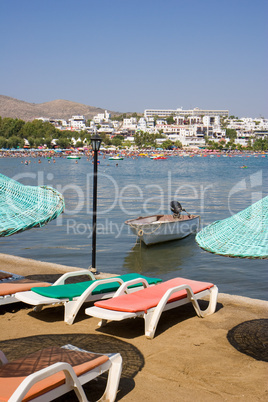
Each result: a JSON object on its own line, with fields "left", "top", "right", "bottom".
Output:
{"left": 15, "top": 271, "right": 162, "bottom": 324}
{"left": 0, "top": 344, "right": 122, "bottom": 402}
{"left": 0, "top": 279, "right": 50, "bottom": 306}
{"left": 85, "top": 277, "right": 218, "bottom": 339}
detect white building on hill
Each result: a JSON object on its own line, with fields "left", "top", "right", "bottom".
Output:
{"left": 93, "top": 110, "right": 111, "bottom": 124}
{"left": 123, "top": 117, "right": 137, "bottom": 130}
{"left": 144, "top": 107, "right": 229, "bottom": 118}
{"left": 69, "top": 115, "right": 86, "bottom": 130}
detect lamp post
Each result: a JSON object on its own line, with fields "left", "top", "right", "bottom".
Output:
{"left": 90, "top": 131, "right": 102, "bottom": 273}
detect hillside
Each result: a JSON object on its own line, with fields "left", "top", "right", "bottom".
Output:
{"left": 0, "top": 95, "right": 120, "bottom": 121}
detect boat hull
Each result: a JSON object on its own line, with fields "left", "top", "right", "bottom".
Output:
{"left": 67, "top": 155, "right": 81, "bottom": 159}
{"left": 125, "top": 214, "right": 200, "bottom": 245}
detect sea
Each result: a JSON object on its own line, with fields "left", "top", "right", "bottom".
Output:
{"left": 1, "top": 153, "right": 267, "bottom": 301}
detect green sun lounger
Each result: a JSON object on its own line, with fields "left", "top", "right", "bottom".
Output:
{"left": 15, "top": 271, "right": 162, "bottom": 324}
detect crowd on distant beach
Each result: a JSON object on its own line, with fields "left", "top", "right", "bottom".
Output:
{"left": 0, "top": 148, "right": 267, "bottom": 161}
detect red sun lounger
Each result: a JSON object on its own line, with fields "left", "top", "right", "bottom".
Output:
{"left": 85, "top": 277, "right": 218, "bottom": 339}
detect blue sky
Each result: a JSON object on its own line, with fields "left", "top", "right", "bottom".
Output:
{"left": 1, "top": 0, "right": 267, "bottom": 118}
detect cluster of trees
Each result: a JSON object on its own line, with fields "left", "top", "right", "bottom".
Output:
{"left": 246, "top": 137, "right": 268, "bottom": 151}
{"left": 0, "top": 117, "right": 115, "bottom": 149}
{"left": 0, "top": 117, "right": 67, "bottom": 148}
{"left": 0, "top": 116, "right": 138, "bottom": 149}
{"left": 0, "top": 116, "right": 267, "bottom": 151}
{"left": 133, "top": 131, "right": 182, "bottom": 149}
{"left": 205, "top": 137, "right": 268, "bottom": 151}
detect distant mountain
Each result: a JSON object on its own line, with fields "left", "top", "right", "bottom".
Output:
{"left": 0, "top": 95, "right": 120, "bottom": 121}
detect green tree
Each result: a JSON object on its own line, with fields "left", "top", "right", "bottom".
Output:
{"left": 162, "top": 140, "right": 173, "bottom": 149}
{"left": 123, "top": 140, "right": 133, "bottom": 148}
{"left": 174, "top": 140, "right": 183, "bottom": 148}
{"left": 0, "top": 136, "right": 7, "bottom": 148}
{"left": 246, "top": 138, "right": 253, "bottom": 150}
{"left": 6, "top": 135, "right": 23, "bottom": 148}
{"left": 44, "top": 137, "right": 52, "bottom": 148}
{"left": 33, "top": 137, "right": 43, "bottom": 147}
{"left": 253, "top": 138, "right": 268, "bottom": 151}
{"left": 112, "top": 135, "right": 124, "bottom": 147}
{"left": 57, "top": 137, "right": 71, "bottom": 149}
{"left": 166, "top": 115, "right": 175, "bottom": 125}
{"left": 226, "top": 128, "right": 237, "bottom": 140}
{"left": 75, "top": 141, "right": 84, "bottom": 148}
{"left": 100, "top": 134, "right": 112, "bottom": 146}
{"left": 134, "top": 131, "right": 157, "bottom": 147}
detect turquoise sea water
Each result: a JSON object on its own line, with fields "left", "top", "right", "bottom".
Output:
{"left": 1, "top": 154, "right": 267, "bottom": 300}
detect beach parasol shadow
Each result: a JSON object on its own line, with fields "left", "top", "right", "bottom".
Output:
{"left": 227, "top": 319, "right": 268, "bottom": 362}
{"left": 0, "top": 333, "right": 144, "bottom": 400}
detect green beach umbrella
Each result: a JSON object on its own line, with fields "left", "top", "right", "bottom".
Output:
{"left": 195, "top": 196, "right": 268, "bottom": 259}
{"left": 0, "top": 173, "right": 65, "bottom": 237}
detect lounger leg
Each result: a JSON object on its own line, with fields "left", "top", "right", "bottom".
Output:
{"left": 144, "top": 310, "right": 157, "bottom": 339}
{"left": 98, "top": 353, "right": 122, "bottom": 402}
{"left": 64, "top": 278, "right": 125, "bottom": 325}
{"left": 144, "top": 285, "right": 218, "bottom": 339}
{"left": 64, "top": 300, "right": 79, "bottom": 325}
{"left": 144, "top": 287, "right": 183, "bottom": 339}
{"left": 190, "top": 285, "right": 218, "bottom": 318}
{"left": 98, "top": 319, "right": 108, "bottom": 327}
{"left": 33, "top": 304, "right": 43, "bottom": 312}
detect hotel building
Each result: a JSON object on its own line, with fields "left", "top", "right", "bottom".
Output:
{"left": 144, "top": 107, "right": 229, "bottom": 119}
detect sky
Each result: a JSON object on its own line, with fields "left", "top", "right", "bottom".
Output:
{"left": 0, "top": 0, "right": 267, "bottom": 118}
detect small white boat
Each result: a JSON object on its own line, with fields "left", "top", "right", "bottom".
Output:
{"left": 109, "top": 155, "right": 124, "bottom": 160}
{"left": 67, "top": 155, "right": 81, "bottom": 159}
{"left": 125, "top": 201, "right": 200, "bottom": 245}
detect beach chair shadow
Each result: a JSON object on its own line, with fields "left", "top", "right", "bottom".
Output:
{"left": 92, "top": 299, "right": 222, "bottom": 340}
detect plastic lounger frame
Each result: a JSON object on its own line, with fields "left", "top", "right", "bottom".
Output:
{"left": 15, "top": 271, "right": 157, "bottom": 325}
{"left": 0, "top": 345, "right": 122, "bottom": 402}
{"left": 85, "top": 278, "right": 218, "bottom": 339}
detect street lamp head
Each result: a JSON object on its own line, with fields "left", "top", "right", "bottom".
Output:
{"left": 91, "top": 133, "right": 102, "bottom": 152}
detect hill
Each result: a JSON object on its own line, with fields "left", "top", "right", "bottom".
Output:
{"left": 0, "top": 95, "right": 120, "bottom": 121}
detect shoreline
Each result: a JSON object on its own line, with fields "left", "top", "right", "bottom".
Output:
{"left": 0, "top": 252, "right": 116, "bottom": 279}
{"left": 1, "top": 252, "right": 267, "bottom": 400}
{"left": 0, "top": 252, "right": 267, "bottom": 305}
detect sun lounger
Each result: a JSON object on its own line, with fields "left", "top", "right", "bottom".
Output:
{"left": 0, "top": 344, "right": 122, "bottom": 402}
{"left": 15, "top": 271, "right": 162, "bottom": 324}
{"left": 0, "top": 279, "right": 50, "bottom": 306}
{"left": 85, "top": 277, "right": 218, "bottom": 339}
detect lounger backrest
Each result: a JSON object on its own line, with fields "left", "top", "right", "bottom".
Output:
{"left": 94, "top": 278, "right": 214, "bottom": 313}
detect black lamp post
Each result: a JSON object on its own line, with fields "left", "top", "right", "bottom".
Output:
{"left": 90, "top": 131, "right": 102, "bottom": 273}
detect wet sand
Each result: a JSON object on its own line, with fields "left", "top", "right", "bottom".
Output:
{"left": 0, "top": 253, "right": 267, "bottom": 401}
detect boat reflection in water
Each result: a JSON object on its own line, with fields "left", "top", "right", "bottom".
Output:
{"left": 123, "top": 236, "right": 193, "bottom": 277}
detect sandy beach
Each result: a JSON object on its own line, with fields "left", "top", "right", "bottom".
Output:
{"left": 0, "top": 253, "right": 267, "bottom": 401}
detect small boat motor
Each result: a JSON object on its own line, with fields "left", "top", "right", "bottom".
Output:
{"left": 170, "top": 201, "right": 191, "bottom": 218}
